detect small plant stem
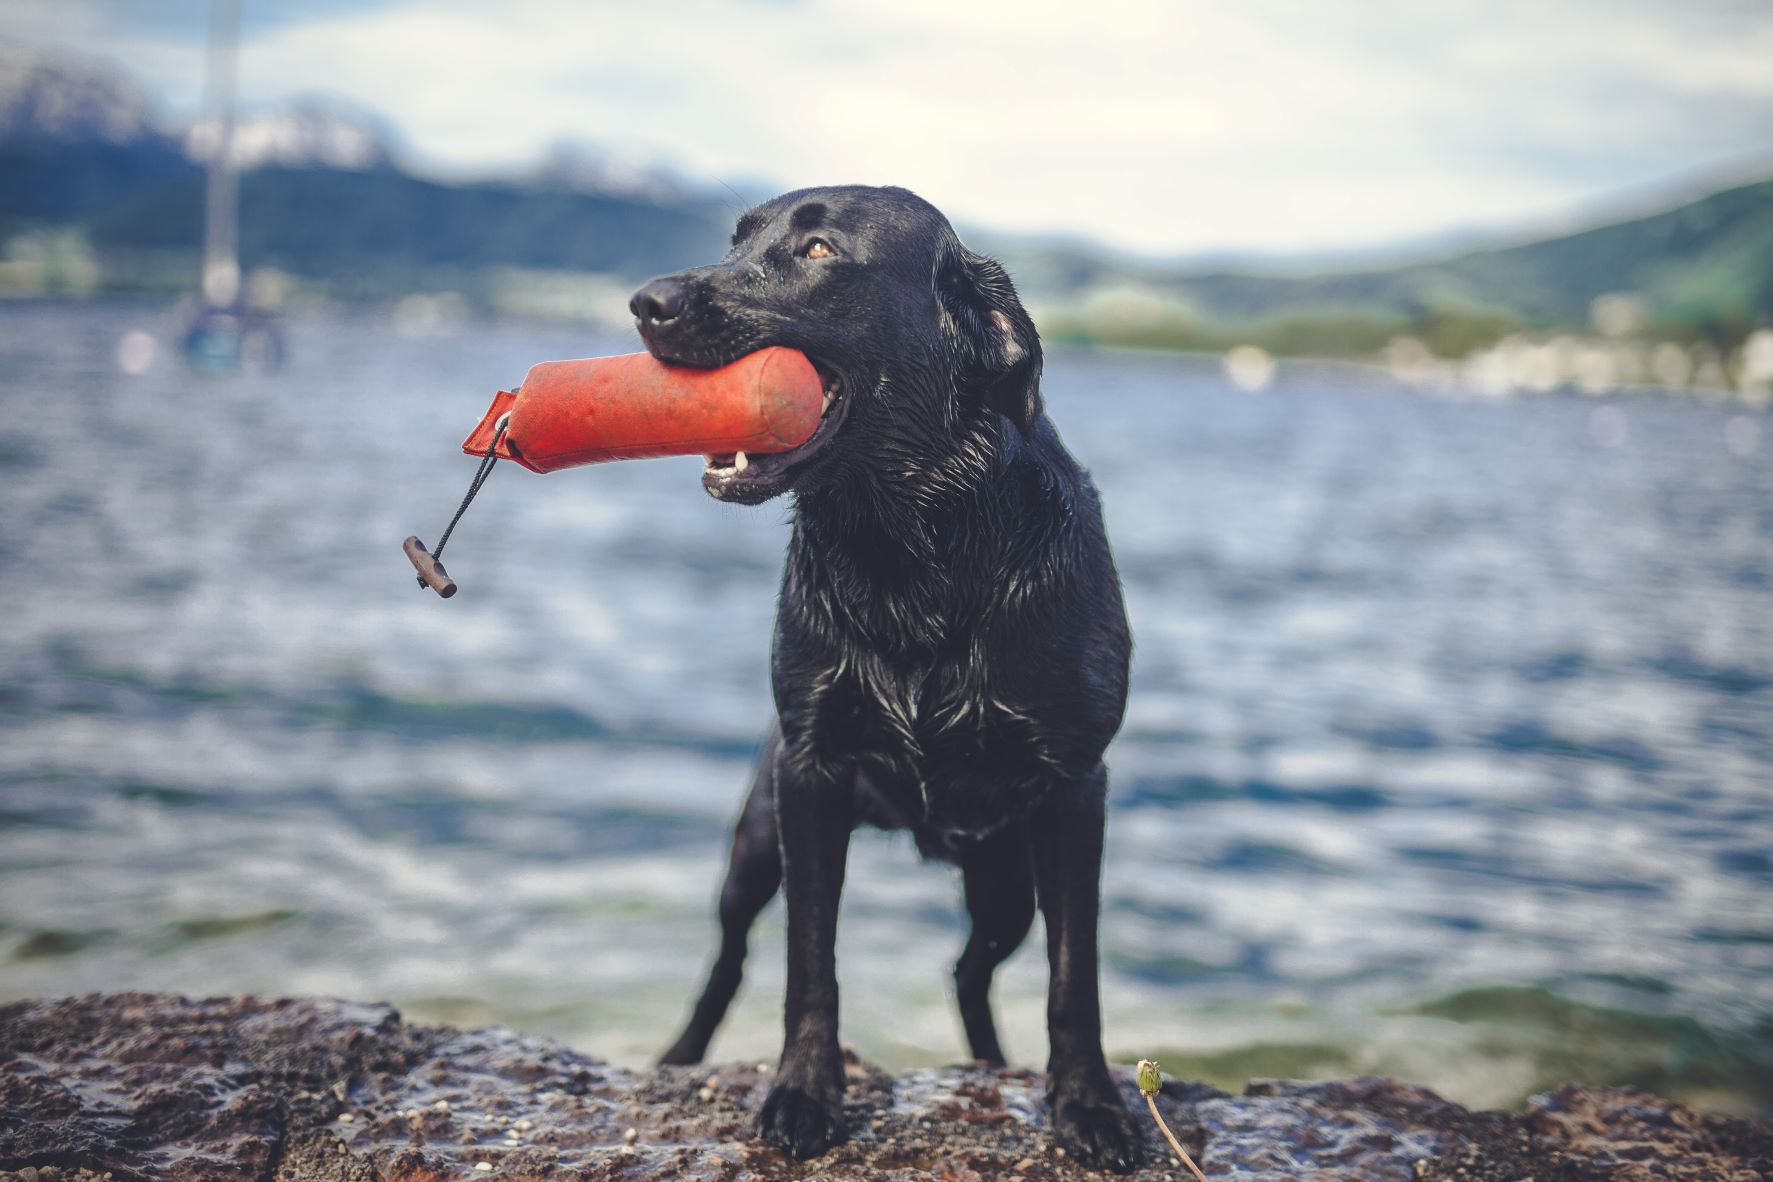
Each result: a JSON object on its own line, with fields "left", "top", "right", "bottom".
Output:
{"left": 1143, "top": 1092, "right": 1209, "bottom": 1182}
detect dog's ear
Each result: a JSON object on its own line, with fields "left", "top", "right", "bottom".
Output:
{"left": 937, "top": 243, "right": 1044, "bottom": 438}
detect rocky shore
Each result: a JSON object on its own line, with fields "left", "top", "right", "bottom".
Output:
{"left": 1, "top": 994, "right": 1768, "bottom": 1181}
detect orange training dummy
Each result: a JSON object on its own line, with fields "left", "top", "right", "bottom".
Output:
{"left": 405, "top": 346, "right": 825, "bottom": 597}
{"left": 461, "top": 346, "right": 823, "bottom": 473}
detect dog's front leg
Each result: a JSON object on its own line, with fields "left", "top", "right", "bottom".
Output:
{"left": 1034, "top": 765, "right": 1143, "bottom": 1174}
{"left": 756, "top": 757, "right": 854, "bottom": 1159}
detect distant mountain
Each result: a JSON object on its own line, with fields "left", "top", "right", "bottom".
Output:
{"left": 187, "top": 99, "right": 398, "bottom": 172}
{"left": 528, "top": 141, "right": 711, "bottom": 204}
{"left": 0, "top": 48, "right": 192, "bottom": 225}
{"left": 0, "top": 47, "right": 168, "bottom": 144}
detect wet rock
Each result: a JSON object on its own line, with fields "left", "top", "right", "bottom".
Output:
{"left": 0, "top": 994, "right": 1767, "bottom": 1180}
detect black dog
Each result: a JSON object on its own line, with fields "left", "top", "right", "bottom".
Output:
{"left": 629, "top": 186, "right": 1140, "bottom": 1173}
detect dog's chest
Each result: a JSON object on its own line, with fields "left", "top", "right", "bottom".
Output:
{"left": 781, "top": 516, "right": 1084, "bottom": 831}
{"left": 822, "top": 647, "right": 1057, "bottom": 834}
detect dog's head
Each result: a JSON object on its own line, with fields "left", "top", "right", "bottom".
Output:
{"left": 629, "top": 185, "right": 1042, "bottom": 505}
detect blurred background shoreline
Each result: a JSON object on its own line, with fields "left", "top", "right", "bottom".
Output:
{"left": 3, "top": 45, "right": 1772, "bottom": 402}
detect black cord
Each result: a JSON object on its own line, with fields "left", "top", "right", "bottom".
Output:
{"left": 428, "top": 420, "right": 506, "bottom": 570}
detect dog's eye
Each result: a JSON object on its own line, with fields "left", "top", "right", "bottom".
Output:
{"left": 801, "top": 239, "right": 837, "bottom": 260}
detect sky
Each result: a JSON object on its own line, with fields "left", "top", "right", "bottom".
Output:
{"left": 6, "top": 0, "right": 1773, "bottom": 260}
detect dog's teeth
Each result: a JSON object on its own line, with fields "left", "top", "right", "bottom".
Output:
{"left": 822, "top": 391, "right": 833, "bottom": 414}
{"left": 734, "top": 451, "right": 749, "bottom": 472}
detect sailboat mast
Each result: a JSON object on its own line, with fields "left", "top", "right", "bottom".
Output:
{"left": 200, "top": 0, "right": 241, "bottom": 310}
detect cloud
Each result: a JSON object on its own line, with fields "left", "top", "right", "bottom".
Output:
{"left": 7, "top": 0, "right": 1772, "bottom": 255}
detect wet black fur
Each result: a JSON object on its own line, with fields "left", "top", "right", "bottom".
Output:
{"left": 630, "top": 186, "right": 1140, "bottom": 1172}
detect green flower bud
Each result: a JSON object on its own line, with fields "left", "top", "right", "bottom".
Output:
{"left": 1136, "top": 1058, "right": 1162, "bottom": 1096}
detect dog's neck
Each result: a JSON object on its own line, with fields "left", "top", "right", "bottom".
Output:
{"left": 794, "top": 410, "right": 1008, "bottom": 552}
{"left": 786, "top": 411, "right": 1073, "bottom": 651}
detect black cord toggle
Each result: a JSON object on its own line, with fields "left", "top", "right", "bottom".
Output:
{"left": 404, "top": 415, "right": 507, "bottom": 598}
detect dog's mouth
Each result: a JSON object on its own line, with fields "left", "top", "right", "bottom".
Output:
{"left": 702, "top": 357, "right": 849, "bottom": 500}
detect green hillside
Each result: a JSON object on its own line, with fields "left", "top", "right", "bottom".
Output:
{"left": 1035, "top": 179, "right": 1773, "bottom": 356}
{"left": 1181, "top": 179, "right": 1772, "bottom": 327}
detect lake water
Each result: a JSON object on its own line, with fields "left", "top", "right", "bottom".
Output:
{"left": 2, "top": 299, "right": 1770, "bottom": 1116}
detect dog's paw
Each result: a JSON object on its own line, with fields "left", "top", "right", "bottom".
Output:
{"left": 757, "top": 1083, "right": 847, "bottom": 1160}
{"left": 1053, "top": 1094, "right": 1144, "bottom": 1174}
{"left": 655, "top": 1037, "right": 704, "bottom": 1066}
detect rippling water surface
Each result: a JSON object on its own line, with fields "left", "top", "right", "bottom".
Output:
{"left": 3, "top": 300, "right": 1770, "bottom": 1114}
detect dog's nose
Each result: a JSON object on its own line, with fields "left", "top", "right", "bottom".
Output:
{"left": 630, "top": 278, "right": 687, "bottom": 325}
